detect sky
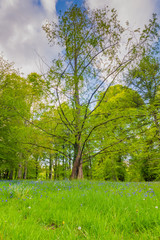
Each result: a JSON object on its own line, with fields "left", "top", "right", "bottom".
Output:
{"left": 0, "top": 0, "right": 160, "bottom": 76}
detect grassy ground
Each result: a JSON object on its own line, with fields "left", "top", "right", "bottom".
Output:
{"left": 0, "top": 180, "right": 160, "bottom": 239}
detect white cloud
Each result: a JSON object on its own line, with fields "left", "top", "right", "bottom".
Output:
{"left": 86, "top": 0, "right": 159, "bottom": 29}
{"left": 0, "top": 0, "right": 58, "bottom": 76}
{"left": 41, "top": 0, "right": 56, "bottom": 14}
{"left": 85, "top": 0, "right": 160, "bottom": 85}
{"left": 0, "top": 0, "right": 159, "bottom": 76}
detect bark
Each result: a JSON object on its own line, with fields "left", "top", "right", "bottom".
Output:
{"left": 45, "top": 164, "right": 48, "bottom": 180}
{"left": 70, "top": 156, "right": 80, "bottom": 179}
{"left": 62, "top": 145, "right": 65, "bottom": 179}
{"left": 23, "top": 165, "right": 27, "bottom": 179}
{"left": 4, "top": 170, "right": 9, "bottom": 179}
{"left": 70, "top": 25, "right": 84, "bottom": 179}
{"left": 49, "top": 154, "right": 53, "bottom": 180}
{"left": 9, "top": 170, "right": 13, "bottom": 180}
{"left": 77, "top": 159, "right": 83, "bottom": 179}
{"left": 71, "top": 144, "right": 83, "bottom": 179}
{"left": 54, "top": 153, "right": 58, "bottom": 180}
{"left": 14, "top": 168, "right": 17, "bottom": 179}
{"left": 89, "top": 155, "right": 92, "bottom": 179}
{"left": 36, "top": 158, "right": 39, "bottom": 179}
{"left": 69, "top": 145, "right": 71, "bottom": 170}
{"left": 18, "top": 164, "right": 22, "bottom": 179}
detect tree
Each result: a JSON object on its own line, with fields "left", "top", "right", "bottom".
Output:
{"left": 0, "top": 55, "right": 48, "bottom": 179}
{"left": 125, "top": 44, "right": 160, "bottom": 180}
{"left": 42, "top": 4, "right": 159, "bottom": 179}
{"left": 37, "top": 103, "right": 73, "bottom": 179}
{"left": 0, "top": 72, "right": 30, "bottom": 178}
{"left": 91, "top": 85, "right": 144, "bottom": 180}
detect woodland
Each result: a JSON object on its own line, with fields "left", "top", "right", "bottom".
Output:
{"left": 0, "top": 4, "right": 160, "bottom": 181}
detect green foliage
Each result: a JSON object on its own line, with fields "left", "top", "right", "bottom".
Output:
{"left": 1, "top": 5, "right": 160, "bottom": 181}
{"left": 126, "top": 54, "right": 160, "bottom": 104}
{"left": 42, "top": 4, "right": 159, "bottom": 179}
{"left": 124, "top": 43, "right": 160, "bottom": 181}
{"left": 0, "top": 56, "right": 47, "bottom": 179}
{"left": 91, "top": 85, "right": 143, "bottom": 181}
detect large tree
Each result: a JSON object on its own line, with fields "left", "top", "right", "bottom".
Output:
{"left": 42, "top": 4, "right": 159, "bottom": 179}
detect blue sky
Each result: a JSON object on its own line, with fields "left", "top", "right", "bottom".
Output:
{"left": 56, "top": 0, "right": 84, "bottom": 14}
{"left": 0, "top": 0, "right": 159, "bottom": 76}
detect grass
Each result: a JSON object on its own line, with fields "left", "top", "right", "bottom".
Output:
{"left": 0, "top": 180, "right": 160, "bottom": 239}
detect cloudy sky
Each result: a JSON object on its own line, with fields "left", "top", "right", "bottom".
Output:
{"left": 0, "top": 0, "right": 160, "bottom": 76}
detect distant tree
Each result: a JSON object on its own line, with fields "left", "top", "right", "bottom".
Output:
{"left": 125, "top": 43, "right": 160, "bottom": 180}
{"left": 0, "top": 56, "right": 48, "bottom": 179}
{"left": 0, "top": 72, "right": 30, "bottom": 178}
{"left": 91, "top": 85, "right": 144, "bottom": 181}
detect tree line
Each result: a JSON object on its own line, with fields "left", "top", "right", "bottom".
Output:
{"left": 0, "top": 4, "right": 160, "bottom": 181}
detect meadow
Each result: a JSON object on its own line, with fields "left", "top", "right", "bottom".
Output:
{"left": 0, "top": 180, "right": 160, "bottom": 240}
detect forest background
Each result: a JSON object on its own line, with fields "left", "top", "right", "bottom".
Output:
{"left": 0, "top": 0, "right": 160, "bottom": 181}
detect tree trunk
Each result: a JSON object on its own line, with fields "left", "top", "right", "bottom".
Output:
{"left": 18, "top": 163, "right": 22, "bottom": 179}
{"left": 4, "top": 170, "right": 9, "bottom": 179}
{"left": 14, "top": 168, "right": 17, "bottom": 179}
{"left": 70, "top": 34, "right": 83, "bottom": 179}
{"left": 9, "top": 170, "right": 14, "bottom": 180}
{"left": 54, "top": 153, "right": 58, "bottom": 180}
{"left": 49, "top": 154, "right": 53, "bottom": 180}
{"left": 23, "top": 165, "right": 27, "bottom": 179}
{"left": 62, "top": 145, "right": 66, "bottom": 179}
{"left": 89, "top": 155, "right": 92, "bottom": 179}
{"left": 78, "top": 159, "right": 83, "bottom": 179}
{"left": 69, "top": 145, "right": 71, "bottom": 170}
{"left": 35, "top": 156, "right": 39, "bottom": 179}
{"left": 45, "top": 164, "right": 48, "bottom": 180}
{"left": 71, "top": 143, "right": 83, "bottom": 179}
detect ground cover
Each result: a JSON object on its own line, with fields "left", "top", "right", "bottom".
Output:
{"left": 0, "top": 180, "right": 160, "bottom": 239}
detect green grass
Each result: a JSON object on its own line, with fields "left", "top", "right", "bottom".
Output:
{"left": 0, "top": 180, "right": 160, "bottom": 239}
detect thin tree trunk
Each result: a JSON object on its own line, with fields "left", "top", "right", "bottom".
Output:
{"left": 18, "top": 153, "right": 23, "bottom": 179}
{"left": 4, "top": 170, "right": 9, "bottom": 179}
{"left": 45, "top": 164, "right": 48, "bottom": 180}
{"left": 9, "top": 170, "right": 14, "bottom": 180}
{"left": 49, "top": 154, "right": 53, "bottom": 180}
{"left": 62, "top": 145, "right": 65, "bottom": 179}
{"left": 89, "top": 155, "right": 92, "bottom": 179}
{"left": 18, "top": 166, "right": 22, "bottom": 179}
{"left": 23, "top": 165, "right": 27, "bottom": 179}
{"left": 14, "top": 168, "right": 17, "bottom": 179}
{"left": 18, "top": 163, "right": 22, "bottom": 179}
{"left": 54, "top": 153, "right": 58, "bottom": 180}
{"left": 69, "top": 144, "right": 71, "bottom": 170}
{"left": 35, "top": 156, "right": 39, "bottom": 179}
